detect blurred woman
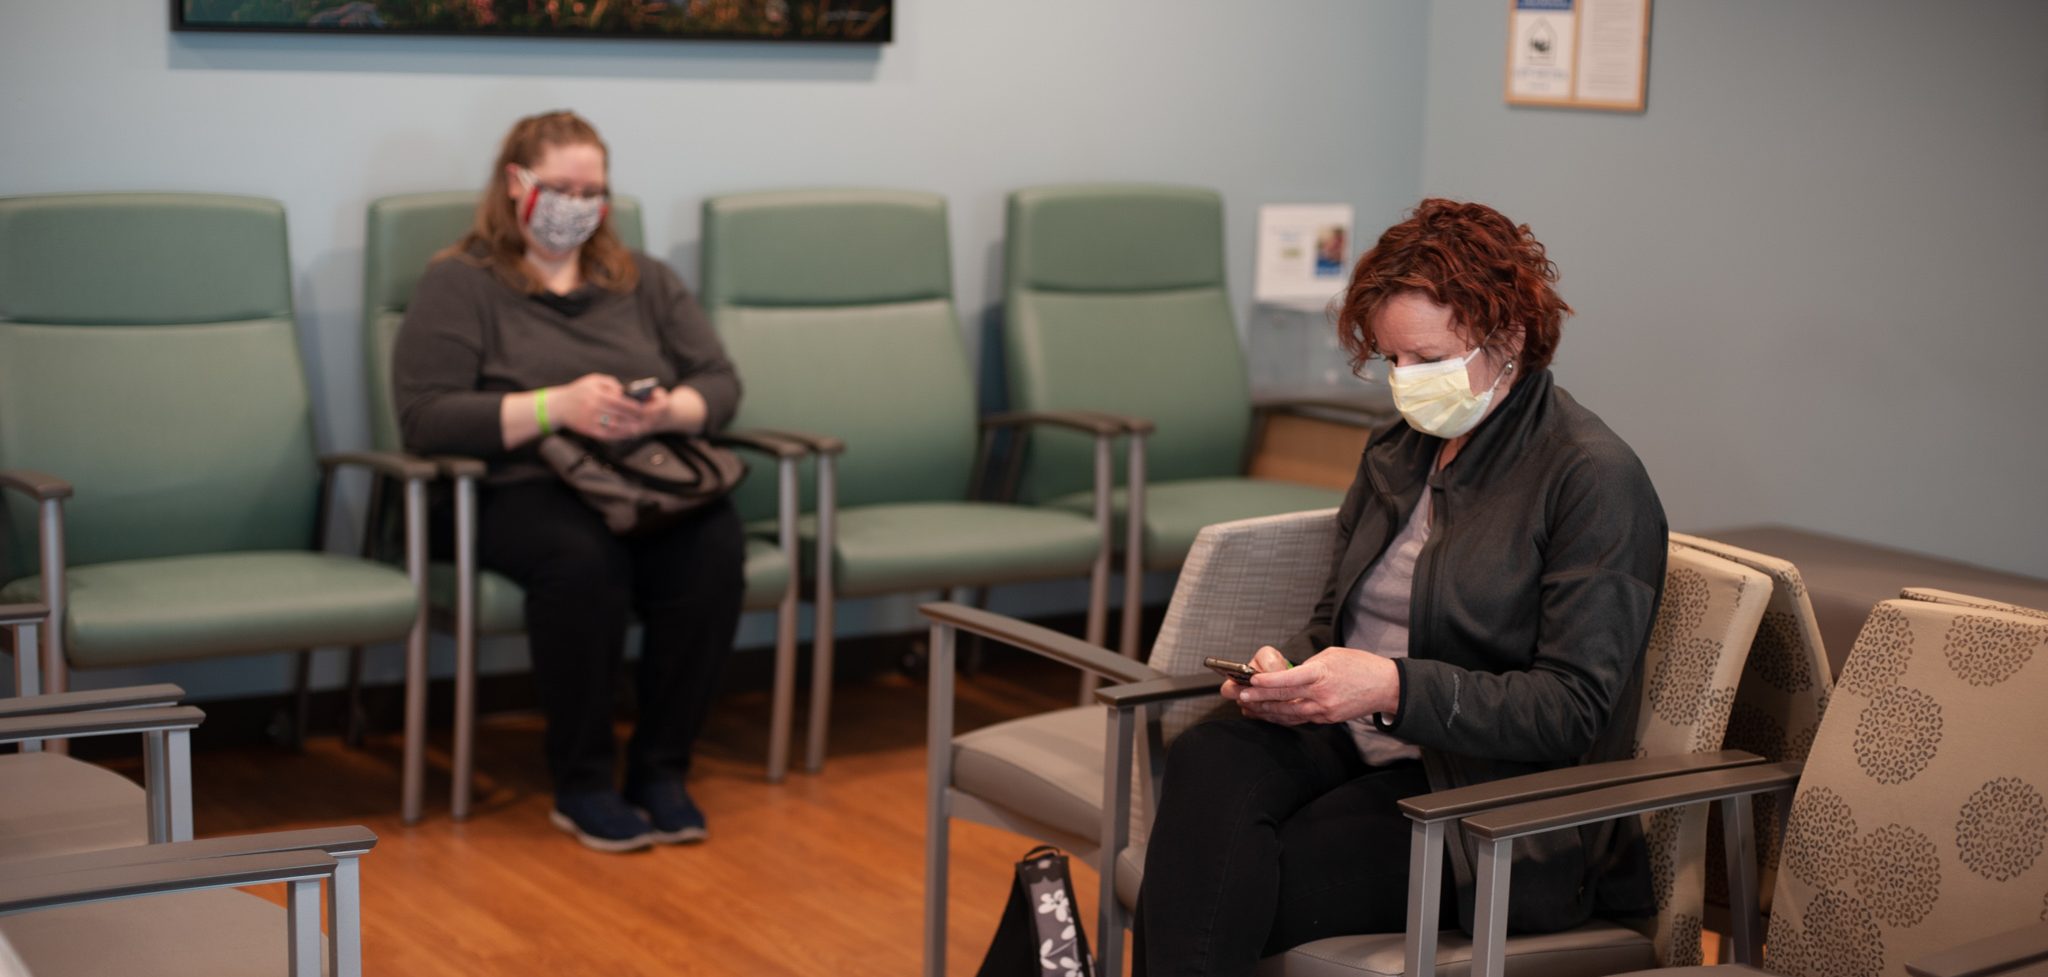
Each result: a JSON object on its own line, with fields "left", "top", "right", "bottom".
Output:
{"left": 394, "top": 110, "right": 743, "bottom": 852}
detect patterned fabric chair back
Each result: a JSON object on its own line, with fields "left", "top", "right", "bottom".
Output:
{"left": 1763, "top": 595, "right": 2048, "bottom": 977}
{"left": 1631, "top": 540, "right": 1774, "bottom": 966}
{"left": 1900, "top": 587, "right": 2048, "bottom": 621}
{"left": 1130, "top": 508, "right": 1340, "bottom": 835}
{"left": 1669, "top": 532, "right": 1836, "bottom": 920}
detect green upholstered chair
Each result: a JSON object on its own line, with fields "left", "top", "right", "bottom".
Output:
{"left": 701, "top": 188, "right": 1122, "bottom": 774}
{"left": 361, "top": 192, "right": 810, "bottom": 804}
{"left": 1003, "top": 184, "right": 1391, "bottom": 659}
{"left": 0, "top": 192, "right": 433, "bottom": 821}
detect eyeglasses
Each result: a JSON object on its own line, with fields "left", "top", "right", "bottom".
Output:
{"left": 517, "top": 167, "right": 610, "bottom": 201}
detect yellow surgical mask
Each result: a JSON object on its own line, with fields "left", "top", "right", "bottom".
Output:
{"left": 1387, "top": 345, "right": 1511, "bottom": 439}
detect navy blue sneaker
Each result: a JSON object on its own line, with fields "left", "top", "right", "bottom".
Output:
{"left": 549, "top": 791, "right": 654, "bottom": 853}
{"left": 625, "top": 779, "right": 708, "bottom": 844}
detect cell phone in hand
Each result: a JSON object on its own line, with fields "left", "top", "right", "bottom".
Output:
{"left": 624, "top": 377, "right": 660, "bottom": 402}
{"left": 1204, "top": 656, "right": 1259, "bottom": 682}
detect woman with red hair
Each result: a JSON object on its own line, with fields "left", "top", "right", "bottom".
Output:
{"left": 1133, "top": 200, "right": 1668, "bottom": 974}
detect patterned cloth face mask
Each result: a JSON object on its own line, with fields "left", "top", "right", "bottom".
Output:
{"left": 1386, "top": 332, "right": 1514, "bottom": 439}
{"left": 517, "top": 167, "right": 608, "bottom": 257}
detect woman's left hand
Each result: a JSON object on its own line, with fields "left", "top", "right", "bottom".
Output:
{"left": 638, "top": 384, "right": 709, "bottom": 435}
{"left": 1234, "top": 647, "right": 1401, "bottom": 726}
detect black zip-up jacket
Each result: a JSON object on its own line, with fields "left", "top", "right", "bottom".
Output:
{"left": 1277, "top": 367, "right": 1666, "bottom": 935}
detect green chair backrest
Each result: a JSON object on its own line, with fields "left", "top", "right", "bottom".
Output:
{"left": 362, "top": 191, "right": 645, "bottom": 453}
{"left": 701, "top": 189, "right": 974, "bottom": 514}
{"left": 1004, "top": 184, "right": 1252, "bottom": 503}
{"left": 0, "top": 193, "right": 317, "bottom": 577}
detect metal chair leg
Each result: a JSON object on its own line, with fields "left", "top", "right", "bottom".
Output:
{"left": 766, "top": 454, "right": 800, "bottom": 784}
{"left": 804, "top": 455, "right": 838, "bottom": 775}
{"left": 342, "top": 646, "right": 368, "bottom": 748}
{"left": 924, "top": 622, "right": 956, "bottom": 977}
{"left": 291, "top": 649, "right": 316, "bottom": 749}
{"left": 956, "top": 586, "right": 989, "bottom": 676}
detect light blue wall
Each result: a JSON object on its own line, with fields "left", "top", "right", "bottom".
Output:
{"left": 0, "top": 0, "right": 1430, "bottom": 696}
{"left": 1419, "top": 0, "right": 2048, "bottom": 577}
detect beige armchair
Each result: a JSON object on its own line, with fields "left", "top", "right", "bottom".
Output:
{"left": 1458, "top": 591, "right": 2048, "bottom": 977}
{"left": 923, "top": 508, "right": 1340, "bottom": 977}
{"left": 0, "top": 602, "right": 378, "bottom": 977}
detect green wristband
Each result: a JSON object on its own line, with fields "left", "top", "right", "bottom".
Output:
{"left": 534, "top": 388, "right": 553, "bottom": 435}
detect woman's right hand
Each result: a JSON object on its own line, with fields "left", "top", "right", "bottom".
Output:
{"left": 549, "top": 373, "right": 652, "bottom": 441}
{"left": 1220, "top": 645, "right": 1293, "bottom": 701}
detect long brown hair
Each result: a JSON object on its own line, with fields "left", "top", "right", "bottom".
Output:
{"left": 441, "top": 110, "right": 639, "bottom": 293}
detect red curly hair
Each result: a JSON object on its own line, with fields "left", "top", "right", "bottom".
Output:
{"left": 1337, "top": 199, "right": 1569, "bottom": 376}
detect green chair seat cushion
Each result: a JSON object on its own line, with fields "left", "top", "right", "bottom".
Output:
{"left": 425, "top": 564, "right": 531, "bottom": 638}
{"left": 1048, "top": 478, "right": 1344, "bottom": 570}
{"left": 802, "top": 502, "right": 1101, "bottom": 598}
{"left": 423, "top": 535, "right": 794, "bottom": 636}
{"left": 0, "top": 553, "right": 418, "bottom": 669}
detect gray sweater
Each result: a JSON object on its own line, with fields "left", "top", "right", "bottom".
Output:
{"left": 392, "top": 252, "right": 741, "bottom": 483}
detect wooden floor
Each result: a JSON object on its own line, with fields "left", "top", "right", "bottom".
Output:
{"left": 121, "top": 651, "right": 1110, "bottom": 977}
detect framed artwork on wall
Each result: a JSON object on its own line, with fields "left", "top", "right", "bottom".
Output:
{"left": 173, "top": 0, "right": 893, "bottom": 43}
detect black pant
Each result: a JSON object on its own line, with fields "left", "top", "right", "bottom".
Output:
{"left": 474, "top": 478, "right": 745, "bottom": 796}
{"left": 1133, "top": 718, "right": 1451, "bottom": 977}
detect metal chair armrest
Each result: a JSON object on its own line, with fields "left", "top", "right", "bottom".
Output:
{"left": 714, "top": 428, "right": 812, "bottom": 459}
{"left": 0, "top": 705, "right": 204, "bottom": 745}
{"left": 316, "top": 450, "right": 437, "bottom": 482}
{"left": 1397, "top": 749, "right": 1767, "bottom": 824}
{"left": 0, "top": 469, "right": 73, "bottom": 502}
{"left": 1459, "top": 760, "right": 1801, "bottom": 841}
{"left": 919, "top": 602, "right": 1160, "bottom": 686}
{"left": 1094, "top": 671, "right": 1223, "bottom": 707}
{"left": 741, "top": 426, "right": 845, "bottom": 456}
{"left": 0, "top": 826, "right": 377, "bottom": 880}
{"left": 0, "top": 850, "right": 337, "bottom": 916}
{"left": 0, "top": 683, "right": 184, "bottom": 719}
{"left": 429, "top": 454, "right": 488, "bottom": 480}
{"left": 980, "top": 410, "right": 1128, "bottom": 437}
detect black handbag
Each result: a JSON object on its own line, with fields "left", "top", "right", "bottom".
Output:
{"left": 537, "top": 431, "right": 745, "bottom": 535}
{"left": 975, "top": 846, "right": 1095, "bottom": 977}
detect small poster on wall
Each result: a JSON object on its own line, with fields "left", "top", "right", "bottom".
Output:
{"left": 1255, "top": 204, "right": 1353, "bottom": 306}
{"left": 1506, "top": 0, "right": 1650, "bottom": 112}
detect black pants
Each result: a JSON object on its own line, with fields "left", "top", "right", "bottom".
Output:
{"left": 1133, "top": 718, "right": 1452, "bottom": 977}
{"left": 474, "top": 478, "right": 745, "bottom": 796}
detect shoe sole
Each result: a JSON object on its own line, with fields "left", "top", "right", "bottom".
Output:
{"left": 634, "top": 807, "right": 708, "bottom": 845}
{"left": 549, "top": 810, "right": 654, "bottom": 853}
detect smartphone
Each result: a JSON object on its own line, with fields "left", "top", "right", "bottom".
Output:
{"left": 623, "top": 377, "right": 660, "bottom": 402}
{"left": 1203, "top": 656, "right": 1259, "bottom": 682}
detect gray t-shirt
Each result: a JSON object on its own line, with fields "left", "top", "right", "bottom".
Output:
{"left": 392, "top": 251, "right": 740, "bottom": 483}
{"left": 1342, "top": 488, "right": 1428, "bottom": 766}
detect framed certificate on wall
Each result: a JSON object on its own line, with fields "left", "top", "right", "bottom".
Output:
{"left": 1505, "top": 0, "right": 1650, "bottom": 112}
